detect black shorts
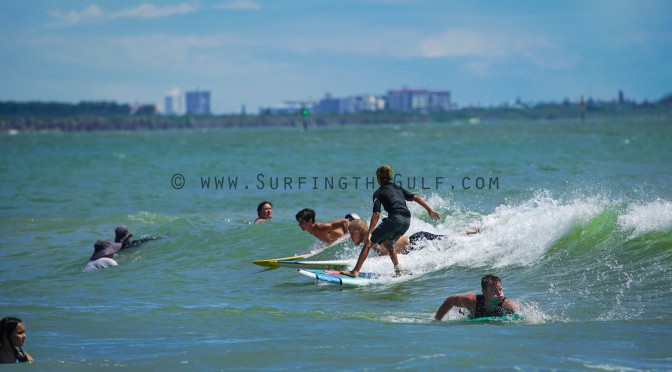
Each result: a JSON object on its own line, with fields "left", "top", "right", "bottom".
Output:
{"left": 408, "top": 231, "right": 446, "bottom": 251}
{"left": 371, "top": 214, "right": 411, "bottom": 245}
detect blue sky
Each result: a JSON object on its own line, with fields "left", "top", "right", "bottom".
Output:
{"left": 1, "top": 0, "right": 671, "bottom": 114}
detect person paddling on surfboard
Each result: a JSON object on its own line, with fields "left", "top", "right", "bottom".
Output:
{"left": 295, "top": 208, "right": 351, "bottom": 244}
{"left": 341, "top": 164, "right": 441, "bottom": 278}
{"left": 432, "top": 274, "right": 518, "bottom": 321}
{"left": 348, "top": 219, "right": 446, "bottom": 255}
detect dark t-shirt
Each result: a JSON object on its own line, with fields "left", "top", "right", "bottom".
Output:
{"left": 372, "top": 182, "right": 415, "bottom": 218}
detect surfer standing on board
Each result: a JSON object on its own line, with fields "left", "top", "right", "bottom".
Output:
{"left": 432, "top": 274, "right": 518, "bottom": 320}
{"left": 341, "top": 164, "right": 441, "bottom": 278}
{"left": 295, "top": 208, "right": 351, "bottom": 244}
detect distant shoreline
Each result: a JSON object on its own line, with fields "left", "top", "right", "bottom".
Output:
{"left": 2, "top": 99, "right": 670, "bottom": 134}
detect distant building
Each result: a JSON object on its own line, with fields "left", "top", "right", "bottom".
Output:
{"left": 261, "top": 101, "right": 305, "bottom": 115}
{"left": 314, "top": 93, "right": 385, "bottom": 114}
{"left": 164, "top": 87, "right": 184, "bottom": 115}
{"left": 185, "top": 90, "right": 211, "bottom": 115}
{"left": 386, "top": 88, "right": 453, "bottom": 113}
{"left": 341, "top": 95, "right": 385, "bottom": 114}
{"left": 314, "top": 93, "right": 341, "bottom": 114}
{"left": 428, "top": 90, "right": 453, "bottom": 112}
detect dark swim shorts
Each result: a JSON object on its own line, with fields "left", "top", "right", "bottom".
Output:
{"left": 407, "top": 231, "right": 446, "bottom": 251}
{"left": 371, "top": 214, "right": 411, "bottom": 245}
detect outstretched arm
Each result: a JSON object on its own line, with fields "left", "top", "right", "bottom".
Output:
{"left": 433, "top": 293, "right": 475, "bottom": 321}
{"left": 314, "top": 219, "right": 349, "bottom": 233}
{"left": 413, "top": 195, "right": 441, "bottom": 220}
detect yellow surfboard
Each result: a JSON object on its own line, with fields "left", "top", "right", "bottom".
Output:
{"left": 252, "top": 255, "right": 309, "bottom": 268}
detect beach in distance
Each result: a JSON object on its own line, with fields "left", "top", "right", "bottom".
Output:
{"left": 1, "top": 117, "right": 671, "bottom": 370}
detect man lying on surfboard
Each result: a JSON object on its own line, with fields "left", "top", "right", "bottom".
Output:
{"left": 347, "top": 219, "right": 446, "bottom": 255}
{"left": 432, "top": 274, "right": 518, "bottom": 321}
{"left": 295, "top": 208, "right": 351, "bottom": 244}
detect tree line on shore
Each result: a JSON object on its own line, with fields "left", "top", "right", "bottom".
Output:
{"left": 1, "top": 94, "right": 671, "bottom": 133}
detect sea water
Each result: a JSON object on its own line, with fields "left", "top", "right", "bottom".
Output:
{"left": 1, "top": 118, "right": 671, "bottom": 370}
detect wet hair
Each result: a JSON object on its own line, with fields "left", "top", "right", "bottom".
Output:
{"left": 376, "top": 165, "right": 393, "bottom": 183}
{"left": 257, "top": 201, "right": 272, "bottom": 217}
{"left": 0, "top": 316, "right": 22, "bottom": 348}
{"left": 295, "top": 208, "right": 315, "bottom": 223}
{"left": 481, "top": 274, "right": 502, "bottom": 292}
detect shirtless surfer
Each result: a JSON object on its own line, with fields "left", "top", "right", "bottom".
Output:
{"left": 295, "top": 208, "right": 350, "bottom": 244}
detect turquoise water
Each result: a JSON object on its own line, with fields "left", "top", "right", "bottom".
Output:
{"left": 1, "top": 118, "right": 672, "bottom": 370}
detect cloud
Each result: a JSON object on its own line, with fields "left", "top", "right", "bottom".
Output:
{"left": 420, "top": 29, "right": 550, "bottom": 58}
{"left": 47, "top": 4, "right": 104, "bottom": 27}
{"left": 213, "top": 0, "right": 262, "bottom": 11}
{"left": 419, "top": 29, "right": 577, "bottom": 73}
{"left": 111, "top": 3, "right": 197, "bottom": 19}
{"left": 47, "top": 3, "right": 197, "bottom": 27}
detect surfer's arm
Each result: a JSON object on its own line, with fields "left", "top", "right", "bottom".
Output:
{"left": 314, "top": 219, "right": 349, "bottom": 233}
{"left": 413, "top": 195, "right": 441, "bottom": 221}
{"left": 343, "top": 212, "right": 381, "bottom": 276}
{"left": 432, "top": 294, "right": 475, "bottom": 321}
{"left": 502, "top": 298, "right": 518, "bottom": 313}
{"left": 367, "top": 212, "right": 380, "bottom": 241}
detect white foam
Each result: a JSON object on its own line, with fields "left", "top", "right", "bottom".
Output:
{"left": 617, "top": 199, "right": 672, "bottom": 239}
{"left": 398, "top": 190, "right": 604, "bottom": 275}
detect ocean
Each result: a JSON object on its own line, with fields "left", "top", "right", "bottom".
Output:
{"left": 1, "top": 117, "right": 671, "bottom": 370}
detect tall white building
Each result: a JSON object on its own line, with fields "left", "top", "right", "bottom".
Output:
{"left": 164, "top": 88, "right": 184, "bottom": 115}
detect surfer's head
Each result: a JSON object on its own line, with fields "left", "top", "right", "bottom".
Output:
{"left": 348, "top": 219, "right": 368, "bottom": 245}
{"left": 376, "top": 165, "right": 393, "bottom": 184}
{"left": 295, "top": 208, "right": 315, "bottom": 230}
{"left": 481, "top": 274, "right": 504, "bottom": 300}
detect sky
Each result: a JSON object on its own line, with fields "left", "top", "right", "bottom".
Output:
{"left": 1, "top": 0, "right": 671, "bottom": 114}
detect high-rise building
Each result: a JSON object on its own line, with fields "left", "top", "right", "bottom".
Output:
{"left": 185, "top": 90, "right": 211, "bottom": 115}
{"left": 164, "top": 87, "right": 184, "bottom": 115}
{"left": 386, "top": 88, "right": 452, "bottom": 112}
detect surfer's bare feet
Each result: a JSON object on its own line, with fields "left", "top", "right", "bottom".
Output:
{"left": 393, "top": 268, "right": 404, "bottom": 277}
{"left": 341, "top": 270, "right": 358, "bottom": 278}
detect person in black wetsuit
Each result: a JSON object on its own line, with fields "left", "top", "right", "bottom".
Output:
{"left": 347, "top": 219, "right": 446, "bottom": 255}
{"left": 432, "top": 274, "right": 518, "bottom": 321}
{"left": 341, "top": 164, "right": 441, "bottom": 278}
{"left": 114, "top": 225, "right": 162, "bottom": 250}
{"left": 0, "top": 317, "right": 33, "bottom": 364}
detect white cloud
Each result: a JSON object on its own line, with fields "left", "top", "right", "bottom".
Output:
{"left": 213, "top": 0, "right": 262, "bottom": 11}
{"left": 419, "top": 29, "right": 577, "bottom": 72}
{"left": 47, "top": 4, "right": 104, "bottom": 27}
{"left": 420, "top": 29, "right": 550, "bottom": 58}
{"left": 47, "top": 3, "right": 197, "bottom": 27}
{"left": 111, "top": 3, "right": 197, "bottom": 19}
